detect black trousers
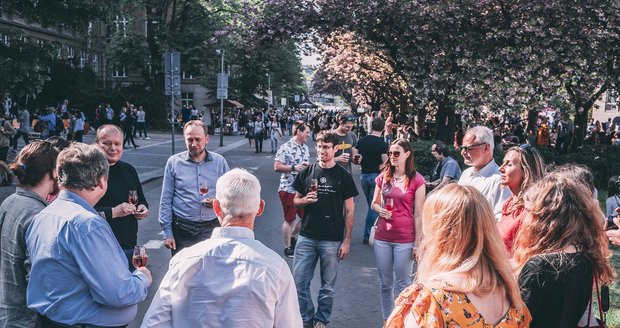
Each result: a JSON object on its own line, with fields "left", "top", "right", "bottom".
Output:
{"left": 254, "top": 136, "right": 263, "bottom": 152}
{"left": 38, "top": 314, "right": 127, "bottom": 328}
{"left": 171, "top": 215, "right": 220, "bottom": 256}
{"left": 12, "top": 130, "right": 30, "bottom": 149}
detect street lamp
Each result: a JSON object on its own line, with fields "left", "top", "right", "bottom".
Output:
{"left": 216, "top": 49, "right": 224, "bottom": 147}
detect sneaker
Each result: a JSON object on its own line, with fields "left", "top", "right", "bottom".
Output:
{"left": 303, "top": 322, "right": 314, "bottom": 328}
{"left": 290, "top": 237, "right": 297, "bottom": 250}
{"left": 314, "top": 321, "right": 326, "bottom": 328}
{"left": 284, "top": 247, "right": 294, "bottom": 258}
{"left": 145, "top": 137, "right": 151, "bottom": 140}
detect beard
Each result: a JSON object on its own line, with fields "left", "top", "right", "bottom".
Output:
{"left": 189, "top": 147, "right": 205, "bottom": 157}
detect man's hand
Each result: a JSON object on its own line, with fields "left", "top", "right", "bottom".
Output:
{"left": 606, "top": 217, "right": 620, "bottom": 246}
{"left": 134, "top": 205, "right": 149, "bottom": 220}
{"left": 338, "top": 241, "right": 350, "bottom": 260}
{"left": 164, "top": 237, "right": 176, "bottom": 251}
{"left": 305, "top": 191, "right": 319, "bottom": 205}
{"left": 112, "top": 202, "right": 136, "bottom": 218}
{"left": 202, "top": 197, "right": 214, "bottom": 208}
{"left": 135, "top": 267, "right": 153, "bottom": 286}
{"left": 336, "top": 153, "right": 350, "bottom": 164}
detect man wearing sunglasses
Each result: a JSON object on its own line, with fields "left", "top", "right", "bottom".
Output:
{"left": 458, "top": 126, "right": 511, "bottom": 220}
{"left": 333, "top": 111, "right": 359, "bottom": 173}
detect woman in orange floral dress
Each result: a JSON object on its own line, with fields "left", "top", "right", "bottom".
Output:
{"left": 386, "top": 184, "right": 531, "bottom": 328}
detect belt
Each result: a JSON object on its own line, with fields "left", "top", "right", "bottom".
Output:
{"left": 38, "top": 314, "right": 127, "bottom": 328}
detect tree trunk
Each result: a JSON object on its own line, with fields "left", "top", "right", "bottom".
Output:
{"left": 572, "top": 104, "right": 588, "bottom": 149}
{"left": 415, "top": 106, "right": 427, "bottom": 137}
{"left": 434, "top": 99, "right": 456, "bottom": 143}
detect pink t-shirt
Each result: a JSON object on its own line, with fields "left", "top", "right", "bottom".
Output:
{"left": 375, "top": 172, "right": 425, "bottom": 243}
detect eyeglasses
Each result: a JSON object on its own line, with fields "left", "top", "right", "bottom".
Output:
{"left": 387, "top": 151, "right": 401, "bottom": 157}
{"left": 460, "top": 143, "right": 486, "bottom": 152}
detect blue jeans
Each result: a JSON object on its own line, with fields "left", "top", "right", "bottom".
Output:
{"left": 292, "top": 235, "right": 341, "bottom": 325}
{"left": 373, "top": 239, "right": 414, "bottom": 320}
{"left": 361, "top": 173, "right": 379, "bottom": 241}
{"left": 270, "top": 135, "right": 278, "bottom": 151}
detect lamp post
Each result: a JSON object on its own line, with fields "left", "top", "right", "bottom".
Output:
{"left": 266, "top": 73, "right": 271, "bottom": 109}
{"left": 216, "top": 49, "right": 224, "bottom": 147}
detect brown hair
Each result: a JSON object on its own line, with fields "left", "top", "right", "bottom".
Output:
{"left": 380, "top": 138, "right": 416, "bottom": 187}
{"left": 417, "top": 184, "right": 525, "bottom": 309}
{"left": 512, "top": 171, "right": 615, "bottom": 284}
{"left": 10, "top": 141, "right": 58, "bottom": 187}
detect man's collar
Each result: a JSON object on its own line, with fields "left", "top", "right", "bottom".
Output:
{"left": 476, "top": 159, "right": 499, "bottom": 176}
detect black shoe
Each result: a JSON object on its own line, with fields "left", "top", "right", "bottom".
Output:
{"left": 255, "top": 151, "right": 259, "bottom": 153}
{"left": 290, "top": 237, "right": 297, "bottom": 250}
{"left": 134, "top": 145, "right": 140, "bottom": 148}
{"left": 284, "top": 247, "right": 294, "bottom": 258}
{"left": 363, "top": 239, "right": 369, "bottom": 245}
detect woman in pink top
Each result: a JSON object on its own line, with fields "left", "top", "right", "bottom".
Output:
{"left": 371, "top": 138, "right": 425, "bottom": 325}
{"left": 497, "top": 145, "right": 545, "bottom": 255}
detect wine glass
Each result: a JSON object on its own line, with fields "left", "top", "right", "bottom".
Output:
{"left": 384, "top": 198, "right": 394, "bottom": 212}
{"left": 128, "top": 190, "right": 138, "bottom": 205}
{"left": 199, "top": 180, "right": 209, "bottom": 195}
{"left": 132, "top": 245, "right": 148, "bottom": 269}
{"left": 310, "top": 179, "right": 319, "bottom": 192}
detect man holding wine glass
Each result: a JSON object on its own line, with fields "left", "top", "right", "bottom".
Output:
{"left": 95, "top": 125, "right": 149, "bottom": 270}
{"left": 159, "top": 120, "right": 230, "bottom": 255}
{"left": 26, "top": 143, "right": 152, "bottom": 328}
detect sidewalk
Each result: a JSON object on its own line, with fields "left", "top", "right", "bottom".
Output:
{"left": 0, "top": 130, "right": 247, "bottom": 203}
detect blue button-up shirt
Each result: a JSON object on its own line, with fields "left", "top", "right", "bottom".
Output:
{"left": 158, "top": 149, "right": 230, "bottom": 238}
{"left": 25, "top": 191, "right": 149, "bottom": 326}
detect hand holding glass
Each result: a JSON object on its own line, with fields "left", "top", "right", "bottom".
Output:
{"left": 385, "top": 198, "right": 394, "bottom": 212}
{"left": 310, "top": 179, "right": 318, "bottom": 192}
{"left": 132, "top": 245, "right": 148, "bottom": 268}
{"left": 199, "top": 181, "right": 209, "bottom": 195}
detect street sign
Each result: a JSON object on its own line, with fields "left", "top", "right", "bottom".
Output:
{"left": 294, "top": 95, "right": 300, "bottom": 102}
{"left": 164, "top": 52, "right": 181, "bottom": 96}
{"left": 164, "top": 75, "right": 181, "bottom": 96}
{"left": 281, "top": 98, "right": 287, "bottom": 106}
{"left": 217, "top": 73, "right": 228, "bottom": 100}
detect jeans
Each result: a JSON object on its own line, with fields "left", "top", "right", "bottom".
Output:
{"left": 136, "top": 122, "right": 148, "bottom": 138}
{"left": 270, "top": 135, "right": 278, "bottom": 152}
{"left": 292, "top": 235, "right": 341, "bottom": 325}
{"left": 373, "top": 239, "right": 414, "bottom": 320}
{"left": 360, "top": 173, "right": 379, "bottom": 241}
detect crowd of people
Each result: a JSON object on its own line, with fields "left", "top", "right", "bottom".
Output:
{"left": 0, "top": 102, "right": 619, "bottom": 328}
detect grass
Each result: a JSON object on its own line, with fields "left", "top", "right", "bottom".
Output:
{"left": 608, "top": 248, "right": 620, "bottom": 328}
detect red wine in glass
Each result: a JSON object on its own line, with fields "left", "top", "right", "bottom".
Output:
{"left": 132, "top": 245, "right": 148, "bottom": 268}
{"left": 199, "top": 181, "right": 209, "bottom": 195}
{"left": 310, "top": 179, "right": 318, "bottom": 192}
{"left": 385, "top": 198, "right": 394, "bottom": 212}
{"left": 128, "top": 190, "right": 138, "bottom": 205}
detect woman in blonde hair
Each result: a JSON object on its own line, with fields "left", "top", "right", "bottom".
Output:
{"left": 387, "top": 184, "right": 531, "bottom": 328}
{"left": 513, "top": 169, "right": 615, "bottom": 328}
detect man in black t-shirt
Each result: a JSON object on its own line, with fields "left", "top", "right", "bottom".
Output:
{"left": 292, "top": 131, "right": 359, "bottom": 328}
{"left": 354, "top": 117, "right": 388, "bottom": 244}
{"left": 94, "top": 125, "right": 149, "bottom": 271}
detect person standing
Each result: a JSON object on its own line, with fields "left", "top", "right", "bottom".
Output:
{"left": 270, "top": 116, "right": 283, "bottom": 154}
{"left": 333, "top": 111, "right": 358, "bottom": 173}
{"left": 274, "top": 121, "right": 311, "bottom": 258}
{"left": 292, "top": 131, "right": 359, "bottom": 328}
{"left": 251, "top": 115, "right": 265, "bottom": 153}
{"left": 71, "top": 109, "right": 85, "bottom": 142}
{"left": 136, "top": 106, "right": 150, "bottom": 140}
{"left": 0, "top": 115, "right": 15, "bottom": 163}
{"left": 95, "top": 125, "right": 149, "bottom": 270}
{"left": 142, "top": 169, "right": 302, "bottom": 328}
{"left": 0, "top": 141, "right": 58, "bottom": 328}
{"left": 370, "top": 139, "right": 425, "bottom": 325}
{"left": 26, "top": 143, "right": 152, "bottom": 328}
{"left": 105, "top": 103, "right": 114, "bottom": 124}
{"left": 159, "top": 120, "right": 230, "bottom": 256}
{"left": 12, "top": 107, "right": 30, "bottom": 149}
{"left": 458, "top": 126, "right": 510, "bottom": 219}
{"left": 354, "top": 117, "right": 388, "bottom": 244}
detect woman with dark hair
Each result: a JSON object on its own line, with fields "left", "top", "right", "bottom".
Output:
{"left": 605, "top": 176, "right": 620, "bottom": 219}
{"left": 513, "top": 169, "right": 616, "bottom": 328}
{"left": 370, "top": 138, "right": 426, "bottom": 325}
{"left": 0, "top": 141, "right": 59, "bottom": 328}
{"left": 497, "top": 145, "right": 545, "bottom": 255}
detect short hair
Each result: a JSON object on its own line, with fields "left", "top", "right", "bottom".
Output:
{"left": 316, "top": 130, "right": 340, "bottom": 146}
{"left": 45, "top": 136, "right": 71, "bottom": 152}
{"left": 215, "top": 168, "right": 261, "bottom": 224}
{"left": 433, "top": 141, "right": 449, "bottom": 156}
{"left": 183, "top": 120, "right": 208, "bottom": 135}
{"left": 465, "top": 126, "right": 494, "bottom": 153}
{"left": 337, "top": 111, "right": 355, "bottom": 124}
{"left": 608, "top": 175, "right": 620, "bottom": 197}
{"left": 293, "top": 120, "right": 309, "bottom": 136}
{"left": 371, "top": 117, "right": 385, "bottom": 132}
{"left": 57, "top": 143, "right": 109, "bottom": 191}
{"left": 10, "top": 141, "right": 58, "bottom": 187}
{"left": 95, "top": 124, "right": 123, "bottom": 142}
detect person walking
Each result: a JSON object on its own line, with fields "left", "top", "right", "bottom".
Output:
{"left": 122, "top": 108, "right": 139, "bottom": 149}
{"left": 292, "top": 131, "right": 359, "bottom": 328}
{"left": 71, "top": 109, "right": 85, "bottom": 142}
{"left": 12, "top": 107, "right": 30, "bottom": 149}
{"left": 159, "top": 121, "right": 230, "bottom": 256}
{"left": 333, "top": 111, "right": 358, "bottom": 173}
{"left": 0, "top": 115, "right": 15, "bottom": 163}
{"left": 354, "top": 117, "right": 388, "bottom": 244}
{"left": 270, "top": 116, "right": 283, "bottom": 154}
{"left": 251, "top": 115, "right": 265, "bottom": 153}
{"left": 370, "top": 138, "right": 426, "bottom": 326}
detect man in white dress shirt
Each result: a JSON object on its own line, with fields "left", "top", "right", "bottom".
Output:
{"left": 458, "top": 126, "right": 510, "bottom": 219}
{"left": 141, "top": 168, "right": 302, "bottom": 328}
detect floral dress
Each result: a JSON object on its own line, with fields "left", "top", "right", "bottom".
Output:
{"left": 386, "top": 283, "right": 531, "bottom": 328}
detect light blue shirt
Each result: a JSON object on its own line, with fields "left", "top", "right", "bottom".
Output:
{"left": 25, "top": 190, "right": 149, "bottom": 326}
{"left": 158, "top": 149, "right": 230, "bottom": 238}
{"left": 440, "top": 156, "right": 462, "bottom": 181}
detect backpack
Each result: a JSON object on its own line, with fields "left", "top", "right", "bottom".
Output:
{"left": 54, "top": 115, "right": 64, "bottom": 133}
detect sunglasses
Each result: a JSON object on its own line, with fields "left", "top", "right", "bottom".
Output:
{"left": 460, "top": 143, "right": 485, "bottom": 152}
{"left": 387, "top": 151, "right": 401, "bottom": 157}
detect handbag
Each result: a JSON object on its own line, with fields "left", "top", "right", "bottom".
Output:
{"left": 577, "top": 277, "right": 608, "bottom": 328}
{"left": 369, "top": 218, "right": 379, "bottom": 246}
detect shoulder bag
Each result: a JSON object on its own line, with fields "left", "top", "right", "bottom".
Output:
{"left": 577, "top": 277, "right": 608, "bottom": 328}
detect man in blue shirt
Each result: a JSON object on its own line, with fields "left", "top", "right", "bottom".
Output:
{"left": 26, "top": 143, "right": 152, "bottom": 328}
{"left": 428, "top": 141, "right": 462, "bottom": 191}
{"left": 159, "top": 120, "right": 230, "bottom": 256}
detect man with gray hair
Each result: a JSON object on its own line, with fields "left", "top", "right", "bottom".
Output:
{"left": 458, "top": 126, "right": 510, "bottom": 219}
{"left": 26, "top": 143, "right": 152, "bottom": 328}
{"left": 142, "top": 168, "right": 302, "bottom": 327}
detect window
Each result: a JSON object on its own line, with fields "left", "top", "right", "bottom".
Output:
{"left": 114, "top": 15, "right": 128, "bottom": 37}
{"left": 181, "top": 92, "right": 194, "bottom": 107}
{"left": 80, "top": 50, "right": 87, "bottom": 68}
{"left": 112, "top": 67, "right": 127, "bottom": 78}
{"left": 92, "top": 54, "right": 99, "bottom": 73}
{"left": 1, "top": 35, "right": 10, "bottom": 46}
{"left": 182, "top": 71, "right": 194, "bottom": 79}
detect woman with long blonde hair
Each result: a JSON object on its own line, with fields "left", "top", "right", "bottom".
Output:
{"left": 387, "top": 184, "right": 531, "bottom": 328}
{"left": 513, "top": 168, "right": 616, "bottom": 328}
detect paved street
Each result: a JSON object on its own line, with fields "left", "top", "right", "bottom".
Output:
{"left": 2, "top": 130, "right": 385, "bottom": 328}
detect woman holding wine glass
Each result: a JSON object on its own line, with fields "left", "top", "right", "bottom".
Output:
{"left": 370, "top": 138, "right": 426, "bottom": 326}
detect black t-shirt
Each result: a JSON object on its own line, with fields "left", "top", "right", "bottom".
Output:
{"left": 518, "top": 252, "right": 593, "bottom": 328}
{"left": 355, "top": 135, "right": 388, "bottom": 174}
{"left": 95, "top": 161, "right": 148, "bottom": 249}
{"left": 293, "top": 163, "right": 359, "bottom": 241}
